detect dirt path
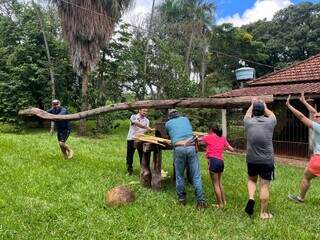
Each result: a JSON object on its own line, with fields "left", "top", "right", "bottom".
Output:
{"left": 229, "top": 151, "right": 307, "bottom": 168}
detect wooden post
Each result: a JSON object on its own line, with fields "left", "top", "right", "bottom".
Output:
{"left": 151, "top": 146, "right": 162, "bottom": 191}
{"left": 221, "top": 109, "right": 227, "bottom": 137}
{"left": 140, "top": 143, "right": 151, "bottom": 187}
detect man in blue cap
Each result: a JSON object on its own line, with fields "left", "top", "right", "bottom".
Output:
{"left": 47, "top": 99, "right": 73, "bottom": 159}
{"left": 243, "top": 99, "right": 276, "bottom": 219}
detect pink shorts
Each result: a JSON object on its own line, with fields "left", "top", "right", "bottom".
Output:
{"left": 307, "top": 155, "right": 320, "bottom": 177}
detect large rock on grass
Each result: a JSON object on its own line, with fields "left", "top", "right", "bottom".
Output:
{"left": 106, "top": 186, "right": 135, "bottom": 206}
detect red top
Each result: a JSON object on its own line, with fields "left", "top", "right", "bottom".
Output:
{"left": 201, "top": 133, "right": 230, "bottom": 160}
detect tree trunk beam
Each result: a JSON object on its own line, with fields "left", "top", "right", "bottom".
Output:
{"left": 140, "top": 144, "right": 152, "bottom": 188}
{"left": 18, "top": 95, "right": 273, "bottom": 121}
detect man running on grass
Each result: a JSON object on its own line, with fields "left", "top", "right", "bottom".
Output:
{"left": 47, "top": 99, "right": 73, "bottom": 159}
{"left": 244, "top": 99, "right": 276, "bottom": 220}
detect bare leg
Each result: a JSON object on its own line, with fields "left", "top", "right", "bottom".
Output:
{"left": 260, "top": 179, "right": 272, "bottom": 219}
{"left": 245, "top": 176, "right": 258, "bottom": 215}
{"left": 59, "top": 141, "right": 72, "bottom": 159}
{"left": 248, "top": 176, "right": 258, "bottom": 200}
{"left": 219, "top": 172, "right": 226, "bottom": 205}
{"left": 210, "top": 171, "right": 223, "bottom": 206}
{"left": 299, "top": 168, "right": 316, "bottom": 201}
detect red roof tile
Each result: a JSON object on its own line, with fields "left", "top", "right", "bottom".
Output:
{"left": 249, "top": 53, "right": 320, "bottom": 86}
{"left": 213, "top": 82, "right": 320, "bottom": 98}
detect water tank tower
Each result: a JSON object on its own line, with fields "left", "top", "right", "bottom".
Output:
{"left": 235, "top": 67, "right": 255, "bottom": 88}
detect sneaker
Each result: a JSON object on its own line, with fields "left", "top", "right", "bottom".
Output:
{"left": 196, "top": 201, "right": 208, "bottom": 210}
{"left": 178, "top": 198, "right": 186, "bottom": 206}
{"left": 288, "top": 194, "right": 304, "bottom": 204}
{"left": 245, "top": 199, "right": 255, "bottom": 216}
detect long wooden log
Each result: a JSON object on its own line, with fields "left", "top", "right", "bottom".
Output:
{"left": 18, "top": 95, "right": 273, "bottom": 121}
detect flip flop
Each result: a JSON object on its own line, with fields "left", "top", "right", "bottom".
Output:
{"left": 260, "top": 212, "right": 273, "bottom": 220}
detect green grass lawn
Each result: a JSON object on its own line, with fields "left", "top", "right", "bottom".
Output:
{"left": 0, "top": 122, "right": 320, "bottom": 240}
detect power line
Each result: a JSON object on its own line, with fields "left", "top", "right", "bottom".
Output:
{"left": 41, "top": 0, "right": 275, "bottom": 70}
{"left": 212, "top": 50, "right": 274, "bottom": 69}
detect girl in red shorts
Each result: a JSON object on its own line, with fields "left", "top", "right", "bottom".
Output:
{"left": 200, "top": 124, "right": 234, "bottom": 207}
{"left": 286, "top": 93, "right": 320, "bottom": 203}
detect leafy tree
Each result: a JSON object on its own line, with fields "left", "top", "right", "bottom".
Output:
{"left": 0, "top": 2, "right": 75, "bottom": 124}
{"left": 156, "top": 0, "right": 215, "bottom": 79}
{"left": 207, "top": 23, "right": 270, "bottom": 94}
{"left": 244, "top": 2, "right": 320, "bottom": 68}
{"left": 145, "top": 37, "right": 197, "bottom": 99}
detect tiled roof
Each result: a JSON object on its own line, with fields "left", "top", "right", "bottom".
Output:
{"left": 212, "top": 53, "right": 320, "bottom": 98}
{"left": 213, "top": 82, "right": 320, "bottom": 98}
{"left": 249, "top": 53, "right": 320, "bottom": 86}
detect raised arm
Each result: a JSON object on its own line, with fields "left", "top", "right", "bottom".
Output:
{"left": 286, "top": 95, "right": 313, "bottom": 128}
{"left": 244, "top": 102, "right": 253, "bottom": 119}
{"left": 262, "top": 101, "right": 275, "bottom": 118}
{"left": 300, "top": 92, "right": 317, "bottom": 115}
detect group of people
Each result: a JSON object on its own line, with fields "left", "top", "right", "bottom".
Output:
{"left": 125, "top": 93, "right": 320, "bottom": 219}
{"left": 46, "top": 93, "right": 320, "bottom": 219}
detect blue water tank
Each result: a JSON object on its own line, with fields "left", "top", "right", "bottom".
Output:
{"left": 235, "top": 67, "right": 255, "bottom": 81}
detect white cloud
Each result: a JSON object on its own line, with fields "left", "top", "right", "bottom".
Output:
{"left": 217, "top": 0, "right": 293, "bottom": 27}
{"left": 122, "top": 0, "right": 159, "bottom": 26}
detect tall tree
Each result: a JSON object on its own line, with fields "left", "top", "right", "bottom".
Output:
{"left": 51, "top": 0, "right": 132, "bottom": 135}
{"left": 0, "top": 1, "right": 75, "bottom": 124}
{"left": 144, "top": 0, "right": 156, "bottom": 99}
{"left": 32, "top": 0, "right": 56, "bottom": 133}
{"left": 166, "top": 0, "right": 214, "bottom": 76}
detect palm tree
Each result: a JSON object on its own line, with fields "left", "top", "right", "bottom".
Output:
{"left": 32, "top": 1, "right": 57, "bottom": 133}
{"left": 158, "top": 0, "right": 215, "bottom": 78}
{"left": 182, "top": 0, "right": 214, "bottom": 77}
{"left": 51, "top": 0, "right": 132, "bottom": 135}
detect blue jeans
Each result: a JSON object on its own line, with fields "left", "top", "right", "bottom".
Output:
{"left": 173, "top": 146, "right": 204, "bottom": 203}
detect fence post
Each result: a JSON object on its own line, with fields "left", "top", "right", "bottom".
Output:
{"left": 222, "top": 109, "right": 227, "bottom": 137}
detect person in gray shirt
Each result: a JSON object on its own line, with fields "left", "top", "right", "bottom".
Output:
{"left": 243, "top": 99, "right": 276, "bottom": 220}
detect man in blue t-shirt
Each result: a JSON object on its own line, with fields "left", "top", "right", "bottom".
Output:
{"left": 47, "top": 99, "right": 73, "bottom": 159}
{"left": 165, "top": 109, "right": 206, "bottom": 210}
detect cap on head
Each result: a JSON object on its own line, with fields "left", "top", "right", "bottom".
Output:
{"left": 252, "top": 102, "right": 265, "bottom": 116}
{"left": 168, "top": 109, "right": 179, "bottom": 119}
{"left": 52, "top": 99, "right": 60, "bottom": 105}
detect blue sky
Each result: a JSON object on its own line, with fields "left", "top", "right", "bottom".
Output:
{"left": 124, "top": 0, "right": 319, "bottom": 27}
{"left": 215, "top": 0, "right": 318, "bottom": 19}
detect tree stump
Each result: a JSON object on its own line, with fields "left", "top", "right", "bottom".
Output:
{"left": 106, "top": 186, "right": 135, "bottom": 206}
{"left": 139, "top": 143, "right": 163, "bottom": 191}
{"left": 140, "top": 143, "right": 151, "bottom": 187}
{"left": 151, "top": 146, "right": 162, "bottom": 191}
